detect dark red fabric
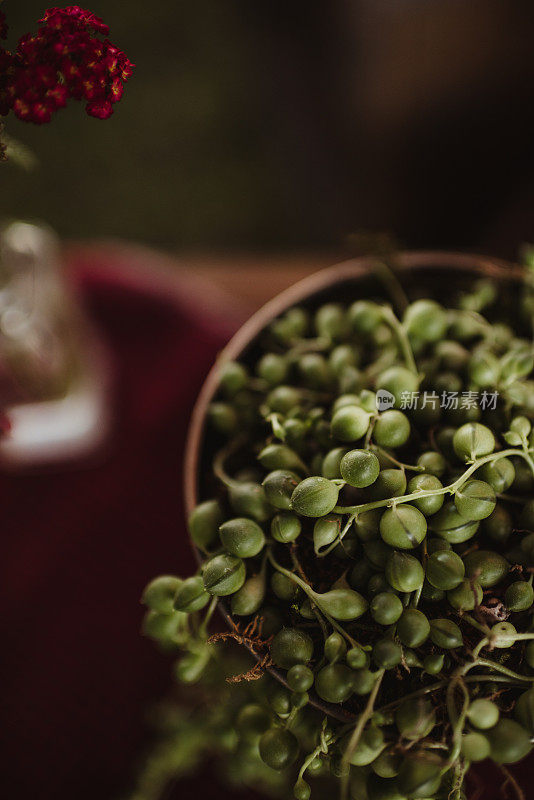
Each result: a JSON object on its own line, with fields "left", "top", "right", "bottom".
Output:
{"left": 0, "top": 247, "right": 530, "bottom": 800}
{"left": 0, "top": 248, "right": 244, "bottom": 800}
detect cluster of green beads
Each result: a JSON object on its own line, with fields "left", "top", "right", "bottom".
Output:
{"left": 143, "top": 276, "right": 534, "bottom": 800}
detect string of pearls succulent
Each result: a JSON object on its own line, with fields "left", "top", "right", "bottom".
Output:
{"left": 142, "top": 273, "right": 534, "bottom": 800}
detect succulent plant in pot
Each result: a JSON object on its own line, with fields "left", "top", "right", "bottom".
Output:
{"left": 140, "top": 253, "right": 534, "bottom": 800}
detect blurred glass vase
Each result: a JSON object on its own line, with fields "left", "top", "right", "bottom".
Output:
{"left": 0, "top": 221, "right": 111, "bottom": 468}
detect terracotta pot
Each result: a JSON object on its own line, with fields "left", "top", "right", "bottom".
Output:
{"left": 184, "top": 250, "right": 521, "bottom": 721}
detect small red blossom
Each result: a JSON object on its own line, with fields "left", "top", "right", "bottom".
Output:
{"left": 41, "top": 7, "right": 109, "bottom": 36}
{"left": 13, "top": 97, "right": 31, "bottom": 121}
{"left": 86, "top": 98, "right": 113, "bottom": 119}
{"left": 0, "top": 6, "right": 133, "bottom": 125}
{"left": 109, "top": 77, "right": 123, "bottom": 103}
{"left": 47, "top": 84, "right": 68, "bottom": 108}
{"left": 32, "top": 101, "right": 53, "bottom": 123}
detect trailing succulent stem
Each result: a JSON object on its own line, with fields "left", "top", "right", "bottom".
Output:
{"left": 141, "top": 268, "right": 534, "bottom": 800}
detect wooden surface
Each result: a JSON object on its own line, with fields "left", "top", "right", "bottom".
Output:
{"left": 176, "top": 251, "right": 345, "bottom": 310}
{"left": 66, "top": 243, "right": 346, "bottom": 322}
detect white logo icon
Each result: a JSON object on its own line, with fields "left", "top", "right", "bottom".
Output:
{"left": 376, "top": 389, "right": 395, "bottom": 411}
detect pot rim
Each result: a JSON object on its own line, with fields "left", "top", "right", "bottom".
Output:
{"left": 185, "top": 250, "right": 519, "bottom": 515}
{"left": 183, "top": 249, "right": 520, "bottom": 722}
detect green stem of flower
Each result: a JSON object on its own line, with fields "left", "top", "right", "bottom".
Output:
{"left": 463, "top": 674, "right": 529, "bottom": 686}
{"left": 284, "top": 707, "right": 299, "bottom": 730}
{"left": 267, "top": 548, "right": 312, "bottom": 596}
{"left": 450, "top": 758, "right": 469, "bottom": 800}
{"left": 298, "top": 746, "right": 323, "bottom": 782}
{"left": 318, "top": 514, "right": 355, "bottom": 558}
{"left": 212, "top": 435, "right": 248, "bottom": 489}
{"left": 471, "top": 637, "right": 490, "bottom": 660}
{"left": 267, "top": 548, "right": 361, "bottom": 648}
{"left": 288, "top": 548, "right": 330, "bottom": 642}
{"left": 521, "top": 441, "right": 534, "bottom": 476}
{"left": 476, "top": 657, "right": 534, "bottom": 682}
{"left": 460, "top": 613, "right": 493, "bottom": 638}
{"left": 321, "top": 611, "right": 361, "bottom": 650}
{"left": 334, "top": 447, "right": 534, "bottom": 515}
{"left": 373, "top": 259, "right": 410, "bottom": 313}
{"left": 340, "top": 670, "right": 385, "bottom": 800}
{"left": 374, "top": 672, "right": 528, "bottom": 717}
{"left": 380, "top": 306, "right": 418, "bottom": 374}
{"left": 442, "top": 631, "right": 534, "bottom": 774}
{"left": 446, "top": 675, "right": 470, "bottom": 770}
{"left": 371, "top": 445, "right": 424, "bottom": 472}
{"left": 443, "top": 647, "right": 485, "bottom": 773}
{"left": 198, "top": 596, "right": 218, "bottom": 637}
{"left": 365, "top": 415, "right": 378, "bottom": 448}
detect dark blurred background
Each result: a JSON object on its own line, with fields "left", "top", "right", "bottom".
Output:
{"left": 3, "top": 0, "right": 534, "bottom": 256}
{"left": 4, "top": 5, "right": 534, "bottom": 800}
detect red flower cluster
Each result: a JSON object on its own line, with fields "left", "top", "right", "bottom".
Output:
{"left": 0, "top": 6, "right": 133, "bottom": 124}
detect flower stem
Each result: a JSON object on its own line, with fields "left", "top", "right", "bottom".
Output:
{"left": 380, "top": 306, "right": 418, "bottom": 374}
{"left": 371, "top": 445, "right": 424, "bottom": 472}
{"left": 199, "top": 596, "right": 218, "bottom": 637}
{"left": 340, "top": 670, "right": 385, "bottom": 800}
{"left": 212, "top": 435, "right": 248, "bottom": 489}
{"left": 334, "top": 447, "right": 534, "bottom": 515}
{"left": 476, "top": 657, "right": 534, "bottom": 682}
{"left": 267, "top": 548, "right": 361, "bottom": 648}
